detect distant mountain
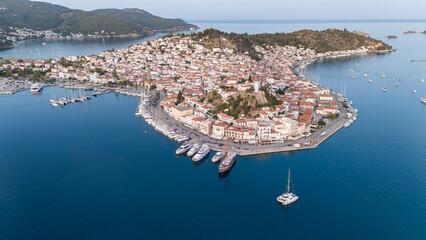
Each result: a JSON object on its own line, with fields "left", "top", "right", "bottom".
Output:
{"left": 0, "top": 0, "right": 197, "bottom": 36}
{"left": 92, "top": 8, "right": 198, "bottom": 32}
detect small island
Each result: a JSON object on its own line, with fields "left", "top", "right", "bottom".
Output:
{"left": 403, "top": 31, "right": 417, "bottom": 34}
{"left": 385, "top": 35, "right": 398, "bottom": 39}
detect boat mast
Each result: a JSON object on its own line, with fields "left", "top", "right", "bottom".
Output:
{"left": 287, "top": 169, "right": 291, "bottom": 194}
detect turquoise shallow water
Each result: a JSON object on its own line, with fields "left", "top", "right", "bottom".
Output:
{"left": 0, "top": 22, "right": 426, "bottom": 239}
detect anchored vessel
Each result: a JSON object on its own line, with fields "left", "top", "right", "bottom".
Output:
{"left": 176, "top": 142, "right": 191, "bottom": 155}
{"left": 187, "top": 143, "right": 200, "bottom": 157}
{"left": 277, "top": 169, "right": 299, "bottom": 206}
{"left": 218, "top": 151, "right": 236, "bottom": 173}
{"left": 193, "top": 143, "right": 210, "bottom": 162}
{"left": 212, "top": 151, "right": 224, "bottom": 163}
{"left": 30, "top": 83, "right": 43, "bottom": 92}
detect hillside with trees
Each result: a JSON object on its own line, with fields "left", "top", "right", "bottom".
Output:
{"left": 0, "top": 0, "right": 197, "bottom": 36}
{"left": 192, "top": 28, "right": 392, "bottom": 60}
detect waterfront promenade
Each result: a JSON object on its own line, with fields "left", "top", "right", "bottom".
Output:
{"left": 145, "top": 92, "right": 356, "bottom": 156}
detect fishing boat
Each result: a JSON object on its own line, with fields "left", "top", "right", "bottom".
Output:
{"left": 277, "top": 169, "right": 299, "bottom": 206}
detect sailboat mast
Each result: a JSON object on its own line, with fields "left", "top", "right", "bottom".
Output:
{"left": 287, "top": 169, "right": 291, "bottom": 193}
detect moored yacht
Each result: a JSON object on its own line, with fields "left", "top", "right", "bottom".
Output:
{"left": 30, "top": 83, "right": 43, "bottom": 92}
{"left": 177, "top": 135, "right": 189, "bottom": 143}
{"left": 218, "top": 151, "right": 237, "bottom": 173}
{"left": 277, "top": 169, "right": 299, "bottom": 206}
{"left": 193, "top": 143, "right": 210, "bottom": 162}
{"left": 421, "top": 96, "right": 426, "bottom": 104}
{"left": 212, "top": 151, "right": 224, "bottom": 163}
{"left": 187, "top": 143, "right": 200, "bottom": 157}
{"left": 176, "top": 142, "right": 191, "bottom": 155}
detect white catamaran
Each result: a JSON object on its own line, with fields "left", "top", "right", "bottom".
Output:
{"left": 277, "top": 169, "right": 299, "bottom": 206}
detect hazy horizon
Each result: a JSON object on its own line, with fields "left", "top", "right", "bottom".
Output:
{"left": 40, "top": 0, "right": 426, "bottom": 21}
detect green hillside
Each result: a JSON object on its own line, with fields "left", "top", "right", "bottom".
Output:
{"left": 192, "top": 28, "right": 393, "bottom": 60}
{"left": 0, "top": 0, "right": 196, "bottom": 35}
{"left": 92, "top": 8, "right": 197, "bottom": 31}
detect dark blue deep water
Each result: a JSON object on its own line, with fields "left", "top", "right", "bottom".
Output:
{"left": 0, "top": 22, "right": 425, "bottom": 239}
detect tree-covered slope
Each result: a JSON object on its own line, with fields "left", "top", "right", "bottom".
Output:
{"left": 192, "top": 28, "right": 393, "bottom": 60}
{"left": 92, "top": 8, "right": 198, "bottom": 31}
{"left": 0, "top": 0, "right": 197, "bottom": 35}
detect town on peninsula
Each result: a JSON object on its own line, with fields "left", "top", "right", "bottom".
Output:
{"left": 0, "top": 28, "right": 393, "bottom": 156}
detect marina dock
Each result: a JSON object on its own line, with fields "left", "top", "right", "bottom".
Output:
{"left": 137, "top": 91, "right": 357, "bottom": 157}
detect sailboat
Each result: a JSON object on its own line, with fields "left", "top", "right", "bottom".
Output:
{"left": 382, "top": 81, "right": 387, "bottom": 92}
{"left": 277, "top": 169, "right": 298, "bottom": 206}
{"left": 396, "top": 78, "right": 399, "bottom": 87}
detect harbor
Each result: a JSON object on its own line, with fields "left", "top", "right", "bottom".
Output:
{"left": 135, "top": 89, "right": 358, "bottom": 157}
{"left": 1, "top": 21, "right": 426, "bottom": 240}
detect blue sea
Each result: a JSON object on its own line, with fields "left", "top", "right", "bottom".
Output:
{"left": 0, "top": 21, "right": 425, "bottom": 239}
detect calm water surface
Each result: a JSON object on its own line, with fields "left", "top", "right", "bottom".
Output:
{"left": 0, "top": 22, "right": 425, "bottom": 239}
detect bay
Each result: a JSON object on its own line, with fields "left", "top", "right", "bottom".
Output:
{"left": 0, "top": 21, "right": 425, "bottom": 239}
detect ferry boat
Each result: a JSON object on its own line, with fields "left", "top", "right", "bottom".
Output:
{"left": 176, "top": 142, "right": 191, "bottom": 155}
{"left": 277, "top": 169, "right": 299, "bottom": 206}
{"left": 187, "top": 143, "right": 200, "bottom": 157}
{"left": 193, "top": 143, "right": 210, "bottom": 162}
{"left": 30, "top": 83, "right": 43, "bottom": 92}
{"left": 212, "top": 151, "right": 224, "bottom": 163}
{"left": 218, "top": 151, "right": 237, "bottom": 173}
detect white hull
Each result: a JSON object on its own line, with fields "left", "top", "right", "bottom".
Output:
{"left": 193, "top": 144, "right": 210, "bottom": 162}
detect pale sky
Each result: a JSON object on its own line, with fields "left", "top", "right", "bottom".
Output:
{"left": 41, "top": 0, "right": 426, "bottom": 20}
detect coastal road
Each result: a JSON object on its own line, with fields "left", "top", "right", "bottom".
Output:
{"left": 146, "top": 91, "right": 355, "bottom": 156}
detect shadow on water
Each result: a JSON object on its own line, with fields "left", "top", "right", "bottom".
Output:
{"left": 192, "top": 153, "right": 210, "bottom": 167}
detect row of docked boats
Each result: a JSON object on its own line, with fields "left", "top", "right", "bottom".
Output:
{"left": 136, "top": 94, "right": 190, "bottom": 143}
{"left": 49, "top": 88, "right": 109, "bottom": 107}
{"left": 175, "top": 141, "right": 237, "bottom": 173}
{"left": 116, "top": 89, "right": 146, "bottom": 97}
